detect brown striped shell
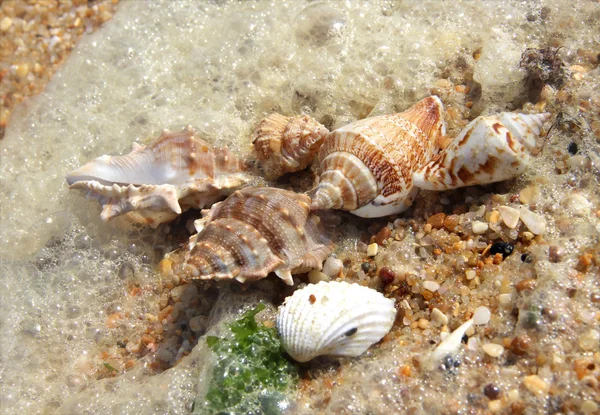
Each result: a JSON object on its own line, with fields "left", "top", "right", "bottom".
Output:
{"left": 66, "top": 126, "right": 251, "bottom": 227}
{"left": 412, "top": 112, "right": 551, "bottom": 190}
{"left": 310, "top": 96, "right": 446, "bottom": 217}
{"left": 177, "top": 187, "right": 332, "bottom": 285}
{"left": 252, "top": 114, "right": 329, "bottom": 179}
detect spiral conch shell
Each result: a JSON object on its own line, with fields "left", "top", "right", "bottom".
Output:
{"left": 177, "top": 187, "right": 332, "bottom": 285}
{"left": 276, "top": 281, "right": 396, "bottom": 362}
{"left": 412, "top": 112, "right": 551, "bottom": 190}
{"left": 66, "top": 127, "right": 250, "bottom": 227}
{"left": 252, "top": 114, "right": 329, "bottom": 179}
{"left": 310, "top": 96, "right": 446, "bottom": 217}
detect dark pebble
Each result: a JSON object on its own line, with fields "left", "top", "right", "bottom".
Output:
{"left": 567, "top": 142, "right": 578, "bottom": 155}
{"left": 521, "top": 253, "right": 533, "bottom": 263}
{"left": 378, "top": 267, "right": 396, "bottom": 284}
{"left": 361, "top": 262, "right": 372, "bottom": 273}
{"left": 510, "top": 335, "right": 531, "bottom": 355}
{"left": 490, "top": 242, "right": 514, "bottom": 258}
{"left": 483, "top": 383, "right": 500, "bottom": 400}
{"left": 590, "top": 293, "right": 600, "bottom": 303}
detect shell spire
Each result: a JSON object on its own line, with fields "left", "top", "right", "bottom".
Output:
{"left": 309, "top": 96, "right": 446, "bottom": 217}
{"left": 252, "top": 114, "right": 329, "bottom": 179}
{"left": 412, "top": 112, "right": 551, "bottom": 191}
{"left": 66, "top": 127, "right": 251, "bottom": 227}
{"left": 176, "top": 187, "right": 332, "bottom": 285}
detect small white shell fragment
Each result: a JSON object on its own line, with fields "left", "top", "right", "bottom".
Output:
{"left": 498, "top": 206, "right": 520, "bottom": 228}
{"left": 518, "top": 206, "right": 547, "bottom": 235}
{"left": 276, "top": 281, "right": 396, "bottom": 362}
{"left": 482, "top": 343, "right": 504, "bottom": 357}
{"left": 322, "top": 256, "right": 343, "bottom": 278}
{"left": 471, "top": 221, "right": 489, "bottom": 234}
{"left": 472, "top": 306, "right": 491, "bottom": 325}
{"left": 422, "top": 280, "right": 440, "bottom": 292}
{"left": 308, "top": 269, "right": 330, "bottom": 284}
{"left": 428, "top": 319, "right": 473, "bottom": 365}
{"left": 430, "top": 308, "right": 449, "bottom": 326}
{"left": 367, "top": 243, "right": 379, "bottom": 257}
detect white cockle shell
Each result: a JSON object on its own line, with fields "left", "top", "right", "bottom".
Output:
{"left": 309, "top": 96, "right": 446, "bottom": 218}
{"left": 252, "top": 113, "right": 329, "bottom": 179}
{"left": 66, "top": 127, "right": 251, "bottom": 227}
{"left": 412, "top": 112, "right": 551, "bottom": 190}
{"left": 177, "top": 187, "right": 332, "bottom": 286}
{"left": 276, "top": 281, "right": 396, "bottom": 362}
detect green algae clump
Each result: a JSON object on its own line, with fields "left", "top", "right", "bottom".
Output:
{"left": 195, "top": 302, "right": 298, "bottom": 415}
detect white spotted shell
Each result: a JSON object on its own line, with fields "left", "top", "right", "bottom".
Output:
{"left": 252, "top": 114, "right": 329, "bottom": 179}
{"left": 276, "top": 281, "right": 396, "bottom": 362}
{"left": 178, "top": 187, "right": 332, "bottom": 286}
{"left": 309, "top": 96, "right": 446, "bottom": 217}
{"left": 412, "top": 112, "right": 551, "bottom": 190}
{"left": 66, "top": 127, "right": 250, "bottom": 227}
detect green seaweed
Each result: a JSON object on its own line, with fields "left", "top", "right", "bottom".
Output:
{"left": 194, "top": 302, "right": 298, "bottom": 415}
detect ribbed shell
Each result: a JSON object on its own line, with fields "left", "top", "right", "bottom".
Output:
{"left": 276, "top": 281, "right": 396, "bottom": 362}
{"left": 252, "top": 114, "right": 329, "bottom": 179}
{"left": 178, "top": 187, "right": 332, "bottom": 285}
{"left": 310, "top": 96, "right": 446, "bottom": 218}
{"left": 413, "top": 112, "right": 551, "bottom": 190}
{"left": 66, "top": 127, "right": 250, "bottom": 227}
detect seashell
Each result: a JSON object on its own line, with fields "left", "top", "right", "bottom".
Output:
{"left": 276, "top": 280, "right": 396, "bottom": 362}
{"left": 252, "top": 114, "right": 329, "bottom": 179}
{"left": 66, "top": 127, "right": 250, "bottom": 227}
{"left": 413, "top": 112, "right": 551, "bottom": 190}
{"left": 309, "top": 96, "right": 446, "bottom": 217}
{"left": 177, "top": 187, "right": 332, "bottom": 286}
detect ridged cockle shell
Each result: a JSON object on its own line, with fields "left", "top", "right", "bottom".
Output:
{"left": 66, "top": 127, "right": 250, "bottom": 227}
{"left": 252, "top": 114, "right": 329, "bottom": 179}
{"left": 412, "top": 112, "right": 551, "bottom": 190}
{"left": 309, "top": 96, "right": 446, "bottom": 217}
{"left": 177, "top": 187, "right": 332, "bottom": 285}
{"left": 276, "top": 281, "right": 396, "bottom": 362}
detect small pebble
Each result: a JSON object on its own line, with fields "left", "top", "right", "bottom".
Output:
{"left": 521, "top": 253, "right": 532, "bottom": 263}
{"left": 431, "top": 308, "right": 449, "bottom": 326}
{"left": 567, "top": 141, "right": 578, "bottom": 155}
{"left": 422, "top": 280, "right": 440, "bottom": 292}
{"left": 561, "top": 194, "right": 592, "bottom": 216}
{"left": 189, "top": 315, "right": 208, "bottom": 334}
{"left": 579, "top": 329, "right": 599, "bottom": 351}
{"left": 427, "top": 212, "right": 446, "bottom": 229}
{"left": 482, "top": 343, "right": 504, "bottom": 358}
{"left": 510, "top": 335, "right": 531, "bottom": 355}
{"left": 519, "top": 185, "right": 541, "bottom": 204}
{"left": 548, "top": 245, "right": 563, "bottom": 263}
{"left": 0, "top": 17, "right": 12, "bottom": 32}
{"left": 518, "top": 207, "right": 546, "bottom": 235}
{"left": 472, "top": 221, "right": 489, "bottom": 234}
{"left": 498, "top": 294, "right": 512, "bottom": 306}
{"left": 367, "top": 243, "right": 378, "bottom": 257}
{"left": 490, "top": 242, "right": 514, "bottom": 258}
{"left": 567, "top": 155, "right": 589, "bottom": 170}
{"left": 308, "top": 269, "right": 330, "bottom": 284}
{"left": 522, "top": 375, "right": 549, "bottom": 396}
{"left": 498, "top": 206, "right": 520, "bottom": 229}
{"left": 375, "top": 226, "right": 392, "bottom": 245}
{"left": 418, "top": 318, "right": 430, "bottom": 329}
{"left": 581, "top": 400, "right": 598, "bottom": 414}
{"left": 483, "top": 383, "right": 501, "bottom": 400}
{"left": 378, "top": 267, "right": 395, "bottom": 284}
{"left": 465, "top": 269, "right": 476, "bottom": 280}
{"left": 322, "top": 256, "right": 343, "bottom": 278}
{"left": 473, "top": 306, "right": 491, "bottom": 325}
